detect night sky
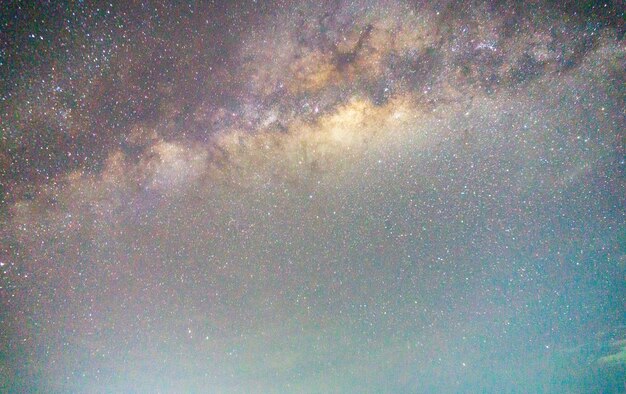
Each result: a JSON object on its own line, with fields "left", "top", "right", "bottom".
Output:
{"left": 1, "top": 1, "right": 625, "bottom": 392}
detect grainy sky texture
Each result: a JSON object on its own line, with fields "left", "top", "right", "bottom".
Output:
{"left": 1, "top": 1, "right": 625, "bottom": 392}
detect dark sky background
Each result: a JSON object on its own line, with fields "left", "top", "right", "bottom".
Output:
{"left": 1, "top": 1, "right": 625, "bottom": 392}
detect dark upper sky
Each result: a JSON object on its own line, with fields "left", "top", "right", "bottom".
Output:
{"left": 1, "top": 1, "right": 625, "bottom": 392}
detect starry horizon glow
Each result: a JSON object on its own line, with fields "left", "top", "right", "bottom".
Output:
{"left": 1, "top": 1, "right": 625, "bottom": 392}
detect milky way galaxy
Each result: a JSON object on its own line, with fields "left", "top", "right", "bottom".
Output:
{"left": 1, "top": 1, "right": 625, "bottom": 392}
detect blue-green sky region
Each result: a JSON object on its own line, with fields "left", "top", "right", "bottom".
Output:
{"left": 1, "top": 1, "right": 625, "bottom": 392}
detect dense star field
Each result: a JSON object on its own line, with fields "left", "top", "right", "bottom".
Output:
{"left": 1, "top": 0, "right": 625, "bottom": 392}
